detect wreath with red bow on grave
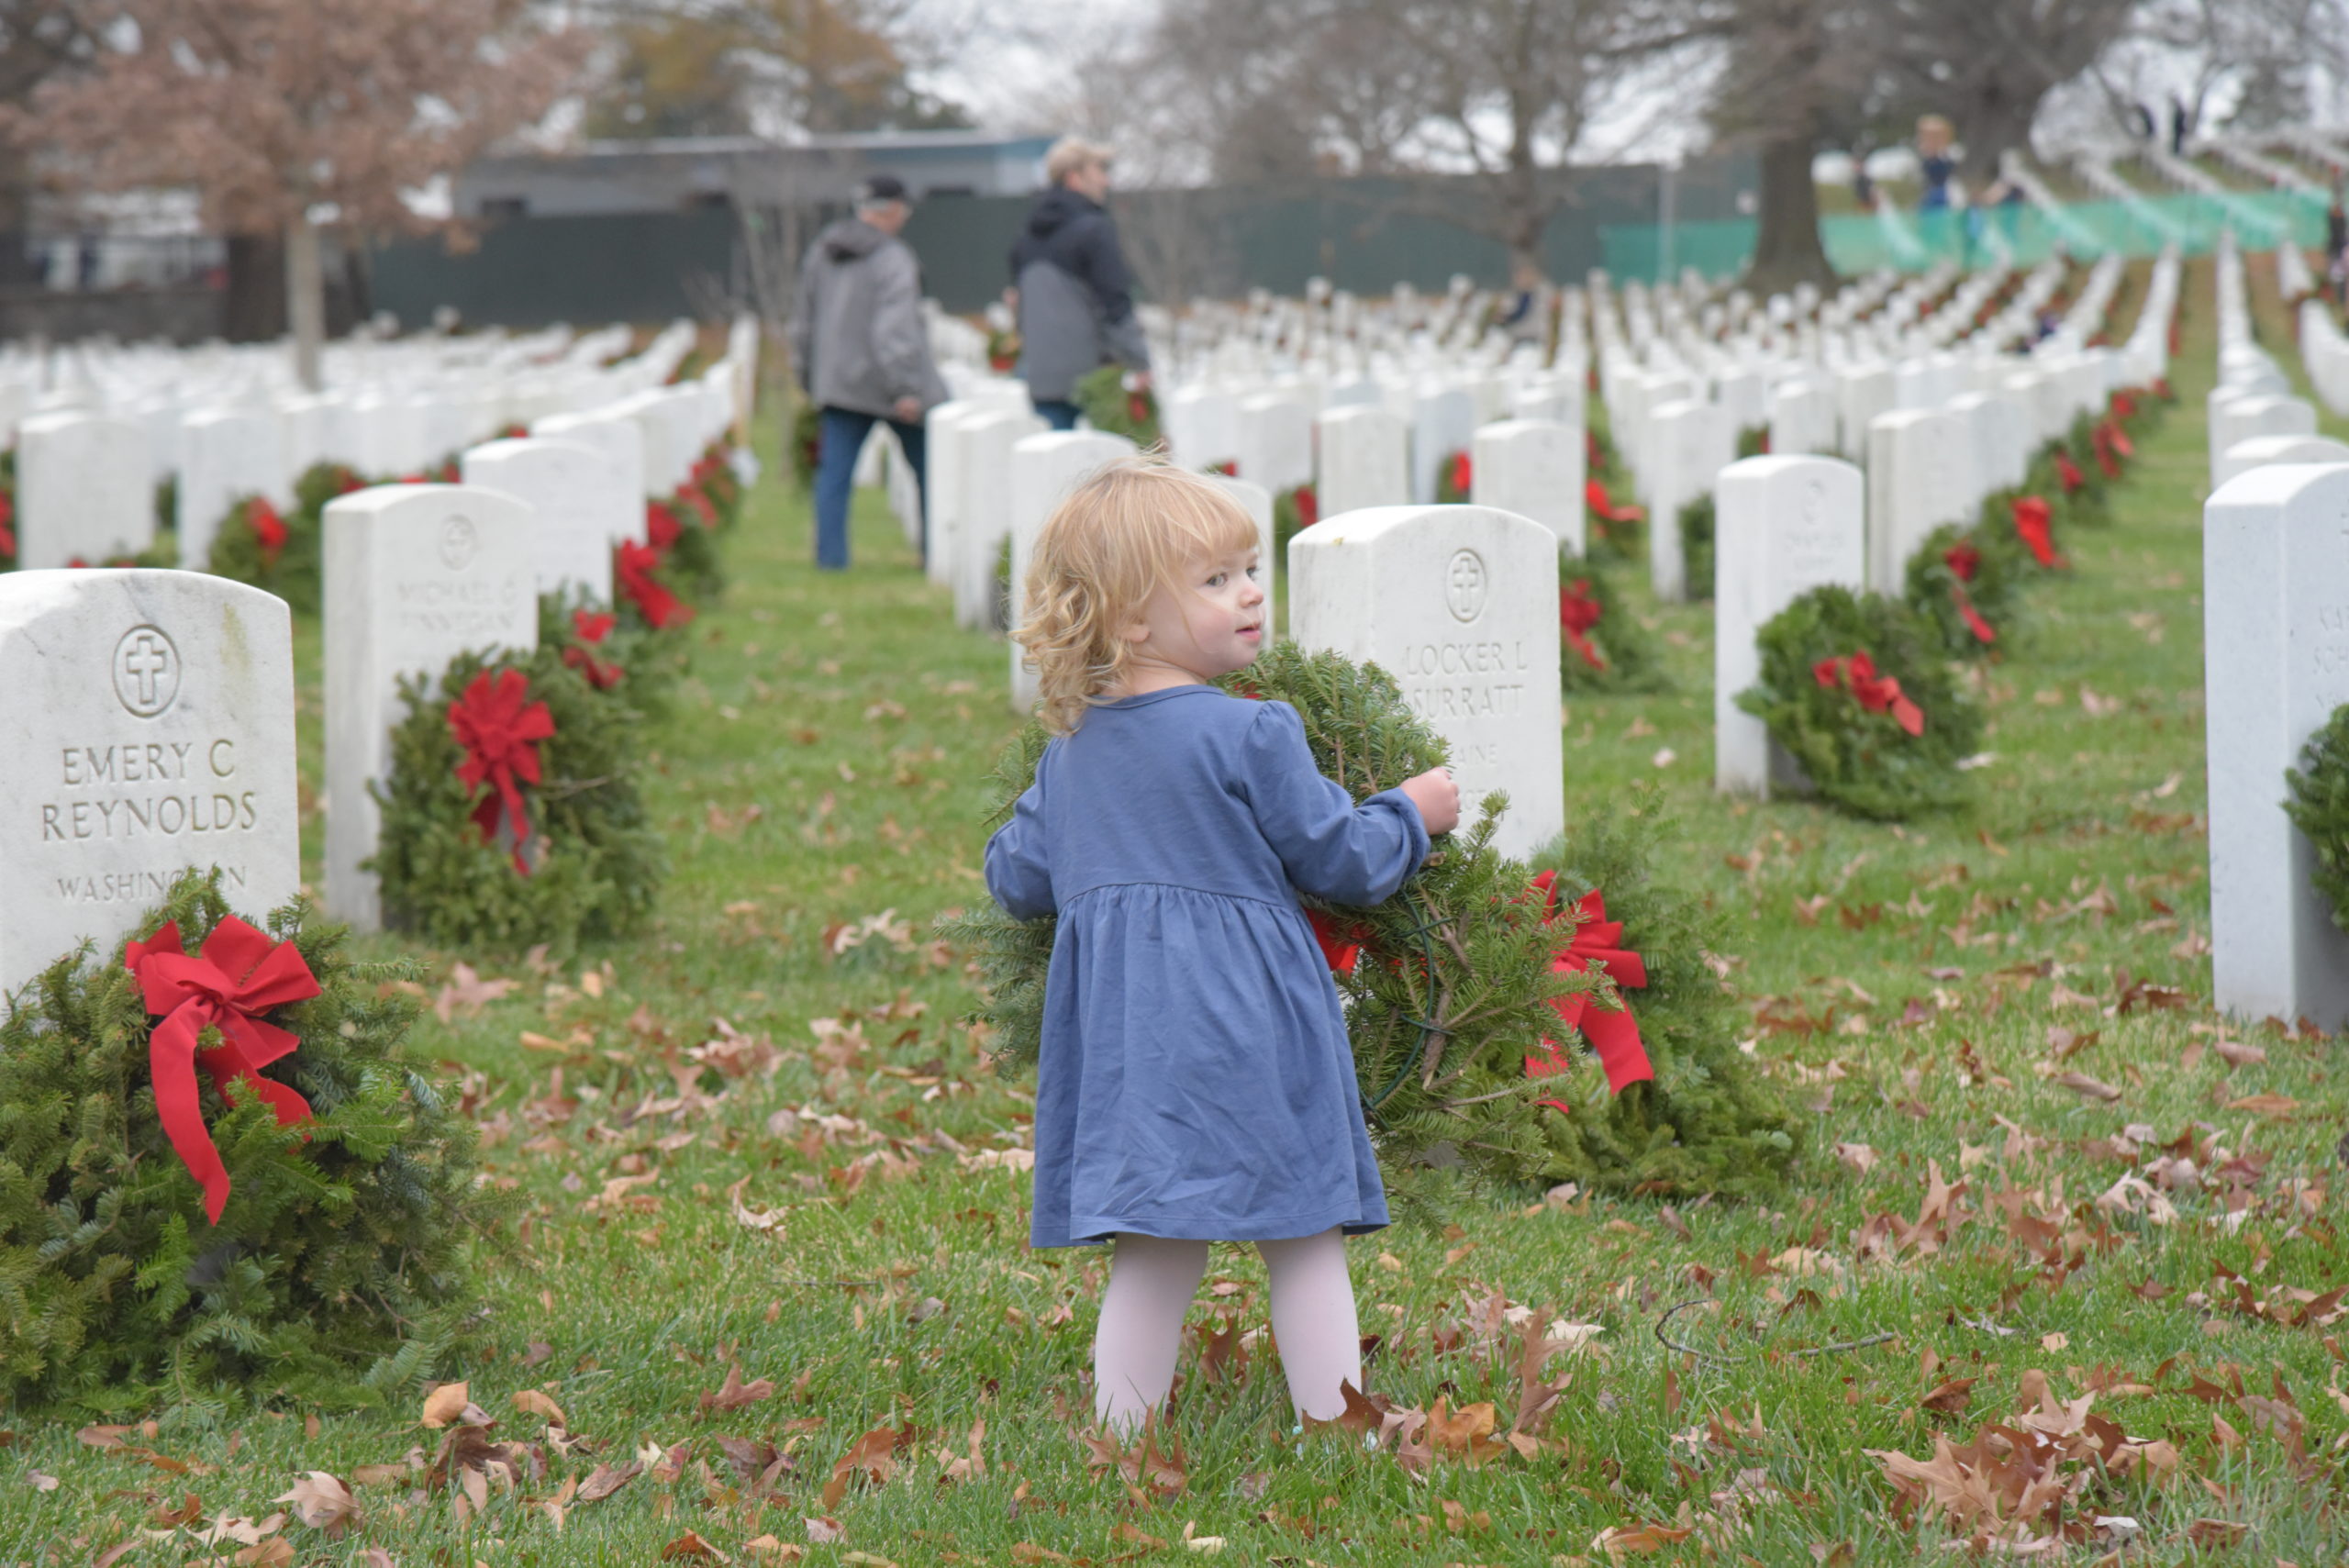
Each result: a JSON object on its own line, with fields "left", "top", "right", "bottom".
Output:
{"left": 1734, "top": 584, "right": 1983, "bottom": 820}
{"left": 370, "top": 644, "right": 663, "bottom": 952}
{"left": 536, "top": 590, "right": 684, "bottom": 723}
{"left": 205, "top": 493, "right": 323, "bottom": 613}
{"left": 2285, "top": 704, "right": 2349, "bottom": 938}
{"left": 1555, "top": 559, "right": 1665, "bottom": 694}
{"left": 1905, "top": 519, "right": 2026, "bottom": 658}
{"left": 0, "top": 867, "right": 491, "bottom": 1409}
{"left": 1435, "top": 450, "right": 1473, "bottom": 504}
{"left": 1274, "top": 483, "right": 1319, "bottom": 558}
{"left": 941, "top": 643, "right": 1792, "bottom": 1202}
{"left": 1075, "top": 363, "right": 1162, "bottom": 448}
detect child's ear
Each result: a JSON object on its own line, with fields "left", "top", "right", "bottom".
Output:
{"left": 1119, "top": 617, "right": 1152, "bottom": 647}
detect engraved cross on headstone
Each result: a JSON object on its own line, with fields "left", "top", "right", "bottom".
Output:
{"left": 124, "top": 630, "right": 169, "bottom": 707}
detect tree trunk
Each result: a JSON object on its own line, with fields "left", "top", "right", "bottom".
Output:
{"left": 285, "top": 217, "right": 325, "bottom": 392}
{"left": 1746, "top": 132, "right": 1835, "bottom": 295}
{"left": 223, "top": 233, "right": 286, "bottom": 342}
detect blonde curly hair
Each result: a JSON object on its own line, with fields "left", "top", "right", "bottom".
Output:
{"left": 1014, "top": 454, "right": 1262, "bottom": 734}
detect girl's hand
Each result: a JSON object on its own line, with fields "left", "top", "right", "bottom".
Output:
{"left": 1399, "top": 767, "right": 1460, "bottom": 836}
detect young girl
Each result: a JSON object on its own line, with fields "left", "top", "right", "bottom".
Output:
{"left": 985, "top": 456, "right": 1460, "bottom": 1433}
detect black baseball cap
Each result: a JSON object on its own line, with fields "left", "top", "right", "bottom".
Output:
{"left": 858, "top": 173, "right": 910, "bottom": 205}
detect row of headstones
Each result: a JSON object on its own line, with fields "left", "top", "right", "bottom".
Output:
{"left": 0, "top": 485, "right": 529, "bottom": 995}
{"left": 0, "top": 319, "right": 765, "bottom": 997}
{"left": 13, "top": 329, "right": 751, "bottom": 577}
{"left": 2206, "top": 233, "right": 2349, "bottom": 487}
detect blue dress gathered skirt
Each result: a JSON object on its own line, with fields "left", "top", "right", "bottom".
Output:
{"left": 984, "top": 686, "right": 1431, "bottom": 1248}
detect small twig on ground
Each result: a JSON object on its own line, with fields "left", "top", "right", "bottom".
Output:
{"left": 1653, "top": 1296, "right": 1895, "bottom": 1364}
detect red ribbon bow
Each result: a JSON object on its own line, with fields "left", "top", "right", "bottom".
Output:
{"left": 1953, "top": 588, "right": 1996, "bottom": 644}
{"left": 1524, "top": 873, "right": 1653, "bottom": 1101}
{"left": 562, "top": 607, "right": 625, "bottom": 690}
{"left": 2110, "top": 390, "right": 2137, "bottom": 420}
{"left": 1127, "top": 391, "right": 1153, "bottom": 426}
{"left": 1307, "top": 907, "right": 1364, "bottom": 973}
{"left": 126, "top": 917, "right": 320, "bottom": 1224}
{"left": 646, "top": 500, "right": 683, "bottom": 551}
{"left": 2010, "top": 495, "right": 2062, "bottom": 568}
{"left": 449, "top": 668, "right": 556, "bottom": 873}
{"left": 617, "top": 540, "right": 692, "bottom": 628}
{"left": 1585, "top": 479, "right": 1646, "bottom": 525}
{"left": 1559, "top": 578, "right": 1608, "bottom": 671}
{"left": 1294, "top": 484, "right": 1319, "bottom": 530}
{"left": 1943, "top": 539, "right": 1980, "bottom": 583}
{"left": 249, "top": 498, "right": 288, "bottom": 564}
{"left": 2054, "top": 450, "right": 2085, "bottom": 495}
{"left": 1448, "top": 451, "right": 1473, "bottom": 496}
{"left": 1812, "top": 649, "right": 1925, "bottom": 737}
{"left": 0, "top": 487, "right": 15, "bottom": 559}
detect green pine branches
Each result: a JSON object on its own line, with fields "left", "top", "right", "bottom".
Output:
{"left": 0, "top": 871, "right": 494, "bottom": 1413}
{"left": 369, "top": 645, "right": 665, "bottom": 954}
{"left": 2286, "top": 703, "right": 2349, "bottom": 935}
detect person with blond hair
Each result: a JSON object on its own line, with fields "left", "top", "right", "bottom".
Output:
{"left": 1008, "top": 136, "right": 1152, "bottom": 430}
{"left": 985, "top": 455, "right": 1458, "bottom": 1434}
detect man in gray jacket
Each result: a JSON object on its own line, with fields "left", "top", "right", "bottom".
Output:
{"left": 791, "top": 173, "right": 949, "bottom": 569}
{"left": 1009, "top": 138, "right": 1152, "bottom": 430}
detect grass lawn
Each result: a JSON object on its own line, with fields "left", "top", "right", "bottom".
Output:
{"left": 8, "top": 256, "right": 2347, "bottom": 1566}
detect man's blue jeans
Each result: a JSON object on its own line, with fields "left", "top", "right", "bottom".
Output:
{"left": 1034, "top": 398, "right": 1082, "bottom": 432}
{"left": 814, "top": 406, "right": 928, "bottom": 570}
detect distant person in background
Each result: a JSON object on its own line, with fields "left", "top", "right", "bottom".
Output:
{"left": 1916, "top": 116, "right": 1956, "bottom": 213}
{"left": 1009, "top": 137, "right": 1152, "bottom": 431}
{"left": 1851, "top": 142, "right": 1878, "bottom": 212}
{"left": 1497, "top": 258, "right": 1544, "bottom": 344}
{"left": 790, "top": 172, "right": 948, "bottom": 572}
{"left": 2170, "top": 96, "right": 2190, "bottom": 156}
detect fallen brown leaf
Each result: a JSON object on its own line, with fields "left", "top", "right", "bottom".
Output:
{"left": 578, "top": 1460, "right": 641, "bottom": 1502}
{"left": 2053, "top": 1071, "right": 2121, "bottom": 1102}
{"left": 662, "top": 1532, "right": 730, "bottom": 1562}
{"left": 274, "top": 1471, "right": 361, "bottom": 1535}
{"left": 511, "top": 1389, "right": 568, "bottom": 1426}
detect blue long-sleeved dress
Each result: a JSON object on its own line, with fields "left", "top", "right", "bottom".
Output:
{"left": 984, "top": 685, "right": 1431, "bottom": 1248}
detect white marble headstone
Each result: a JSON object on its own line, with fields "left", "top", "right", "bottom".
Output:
{"left": 2204, "top": 462, "right": 2349, "bottom": 1029}
{"left": 1315, "top": 406, "right": 1409, "bottom": 518}
{"left": 179, "top": 410, "right": 287, "bottom": 572}
{"left": 15, "top": 412, "right": 152, "bottom": 570}
{"left": 1235, "top": 393, "right": 1314, "bottom": 495}
{"left": 1290, "top": 504, "right": 1563, "bottom": 859}
{"left": 1865, "top": 408, "right": 1963, "bottom": 597}
{"left": 955, "top": 408, "right": 1048, "bottom": 632}
{"left": 1471, "top": 419, "right": 1584, "bottom": 554}
{"left": 533, "top": 410, "right": 650, "bottom": 547}
{"left": 2216, "top": 433, "right": 2349, "bottom": 491}
{"left": 322, "top": 484, "right": 538, "bottom": 932}
{"left": 1713, "top": 457, "right": 1867, "bottom": 797}
{"left": 460, "top": 438, "right": 616, "bottom": 602}
{"left": 0, "top": 570, "right": 299, "bottom": 997}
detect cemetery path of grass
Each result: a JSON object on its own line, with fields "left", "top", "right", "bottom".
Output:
{"left": 9, "top": 261, "right": 2349, "bottom": 1565}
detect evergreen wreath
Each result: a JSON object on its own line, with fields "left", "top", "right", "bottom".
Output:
{"left": 1557, "top": 558, "right": 1666, "bottom": 695}
{"left": 1436, "top": 450, "right": 1472, "bottom": 504}
{"left": 1904, "top": 520, "right": 2025, "bottom": 657}
{"left": 1273, "top": 483, "right": 1319, "bottom": 561}
{"left": 1074, "top": 363, "right": 1162, "bottom": 448}
{"left": 1734, "top": 584, "right": 1984, "bottom": 820}
{"left": 789, "top": 402, "right": 821, "bottom": 492}
{"left": 536, "top": 590, "right": 685, "bottom": 726}
{"left": 1677, "top": 493, "right": 1715, "bottom": 602}
{"left": 1583, "top": 407, "right": 1644, "bottom": 566}
{"left": 369, "top": 645, "right": 664, "bottom": 954}
{"left": 940, "top": 643, "right": 1598, "bottom": 1197}
{"left": 1531, "top": 785, "right": 1798, "bottom": 1199}
{"left": 686, "top": 443, "right": 744, "bottom": 530}
{"left": 0, "top": 869, "right": 491, "bottom": 1412}
{"left": 649, "top": 495, "right": 726, "bottom": 604}
{"left": 206, "top": 494, "right": 320, "bottom": 614}
{"left": 294, "top": 460, "right": 367, "bottom": 517}
{"left": 2284, "top": 703, "right": 2349, "bottom": 935}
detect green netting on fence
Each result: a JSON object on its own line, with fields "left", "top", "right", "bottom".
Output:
{"left": 1599, "top": 186, "right": 2330, "bottom": 284}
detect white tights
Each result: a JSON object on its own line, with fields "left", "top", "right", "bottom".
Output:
{"left": 1091, "top": 1227, "right": 1362, "bottom": 1434}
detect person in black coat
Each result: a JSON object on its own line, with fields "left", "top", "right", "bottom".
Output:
{"left": 1008, "top": 138, "right": 1152, "bottom": 430}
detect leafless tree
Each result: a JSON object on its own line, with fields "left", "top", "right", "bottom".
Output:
{"left": 1039, "top": 0, "right": 1674, "bottom": 283}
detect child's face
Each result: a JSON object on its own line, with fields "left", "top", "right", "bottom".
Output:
{"left": 1126, "top": 546, "right": 1266, "bottom": 683}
